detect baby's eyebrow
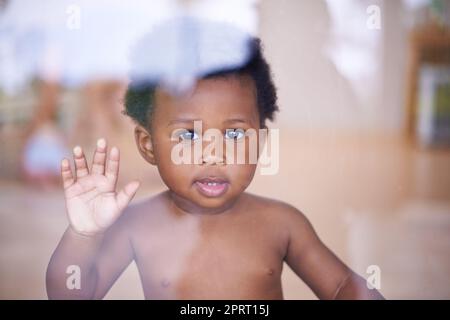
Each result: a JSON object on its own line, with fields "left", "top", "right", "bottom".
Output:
{"left": 167, "top": 118, "right": 200, "bottom": 126}
{"left": 223, "top": 118, "right": 251, "bottom": 125}
{"left": 167, "top": 117, "right": 253, "bottom": 127}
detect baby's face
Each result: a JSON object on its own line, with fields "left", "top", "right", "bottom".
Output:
{"left": 137, "top": 75, "right": 261, "bottom": 213}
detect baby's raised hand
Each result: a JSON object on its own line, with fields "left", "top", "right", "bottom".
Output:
{"left": 61, "top": 139, "right": 140, "bottom": 237}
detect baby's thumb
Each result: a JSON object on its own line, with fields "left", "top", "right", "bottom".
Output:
{"left": 116, "top": 181, "right": 140, "bottom": 212}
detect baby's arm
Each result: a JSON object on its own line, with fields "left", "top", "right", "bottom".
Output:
{"left": 283, "top": 206, "right": 384, "bottom": 299}
{"left": 46, "top": 139, "right": 140, "bottom": 299}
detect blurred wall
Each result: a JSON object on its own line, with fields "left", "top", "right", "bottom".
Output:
{"left": 258, "top": 0, "right": 409, "bottom": 134}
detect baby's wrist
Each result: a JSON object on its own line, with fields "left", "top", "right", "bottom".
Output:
{"left": 67, "top": 225, "right": 106, "bottom": 241}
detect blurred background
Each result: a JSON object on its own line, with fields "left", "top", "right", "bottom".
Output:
{"left": 1, "top": 0, "right": 450, "bottom": 299}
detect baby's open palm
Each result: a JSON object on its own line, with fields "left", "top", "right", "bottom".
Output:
{"left": 61, "top": 139, "right": 140, "bottom": 236}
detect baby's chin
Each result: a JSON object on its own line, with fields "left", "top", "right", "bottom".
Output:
{"left": 170, "top": 188, "right": 239, "bottom": 215}
{"left": 187, "top": 191, "right": 234, "bottom": 212}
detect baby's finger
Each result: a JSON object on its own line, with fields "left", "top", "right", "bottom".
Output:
{"left": 73, "top": 146, "right": 89, "bottom": 179}
{"left": 106, "top": 147, "right": 120, "bottom": 186}
{"left": 116, "top": 181, "right": 140, "bottom": 212}
{"left": 91, "top": 138, "right": 107, "bottom": 175}
{"left": 61, "top": 158, "right": 74, "bottom": 189}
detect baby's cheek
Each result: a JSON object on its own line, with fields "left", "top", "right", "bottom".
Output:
{"left": 163, "top": 162, "right": 192, "bottom": 183}
{"left": 228, "top": 164, "right": 257, "bottom": 191}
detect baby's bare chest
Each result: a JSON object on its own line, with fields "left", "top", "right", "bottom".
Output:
{"left": 130, "top": 214, "right": 286, "bottom": 299}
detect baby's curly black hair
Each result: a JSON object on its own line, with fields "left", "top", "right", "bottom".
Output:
{"left": 123, "top": 38, "right": 278, "bottom": 129}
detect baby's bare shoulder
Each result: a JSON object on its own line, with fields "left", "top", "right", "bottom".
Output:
{"left": 243, "top": 193, "right": 310, "bottom": 226}
{"left": 118, "top": 191, "right": 170, "bottom": 229}
{"left": 242, "top": 193, "right": 314, "bottom": 254}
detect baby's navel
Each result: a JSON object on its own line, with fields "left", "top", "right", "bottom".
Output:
{"left": 267, "top": 268, "right": 274, "bottom": 276}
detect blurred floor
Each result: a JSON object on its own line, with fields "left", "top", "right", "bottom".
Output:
{"left": 1, "top": 129, "right": 449, "bottom": 299}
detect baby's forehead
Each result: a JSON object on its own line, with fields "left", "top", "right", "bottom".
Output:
{"left": 155, "top": 75, "right": 257, "bottom": 109}
{"left": 152, "top": 76, "right": 259, "bottom": 126}
{"left": 156, "top": 73, "right": 254, "bottom": 97}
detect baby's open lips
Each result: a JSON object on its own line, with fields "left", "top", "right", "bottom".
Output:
{"left": 194, "top": 177, "right": 229, "bottom": 197}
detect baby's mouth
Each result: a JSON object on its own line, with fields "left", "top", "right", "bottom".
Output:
{"left": 194, "top": 177, "right": 229, "bottom": 197}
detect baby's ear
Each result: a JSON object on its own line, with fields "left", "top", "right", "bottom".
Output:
{"left": 134, "top": 125, "right": 156, "bottom": 165}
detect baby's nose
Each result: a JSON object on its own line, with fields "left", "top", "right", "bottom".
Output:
{"left": 201, "top": 154, "right": 225, "bottom": 166}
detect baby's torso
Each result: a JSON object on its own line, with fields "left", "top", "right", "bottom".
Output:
{"left": 127, "top": 193, "right": 288, "bottom": 299}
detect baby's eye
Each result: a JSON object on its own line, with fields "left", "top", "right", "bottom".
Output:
{"left": 178, "top": 129, "right": 199, "bottom": 141}
{"left": 225, "top": 128, "right": 245, "bottom": 140}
